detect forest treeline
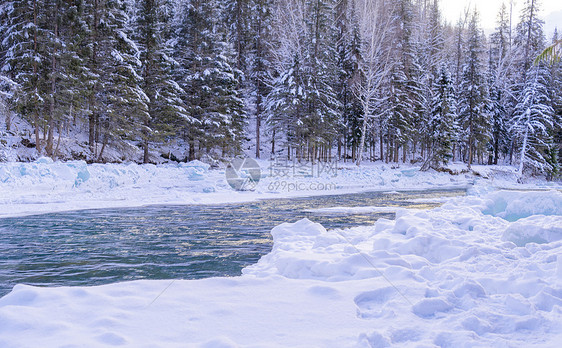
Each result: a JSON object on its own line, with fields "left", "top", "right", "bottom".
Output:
{"left": 0, "top": 0, "right": 560, "bottom": 176}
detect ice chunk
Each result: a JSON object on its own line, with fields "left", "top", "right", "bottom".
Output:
{"left": 482, "top": 190, "right": 562, "bottom": 221}
{"left": 502, "top": 215, "right": 562, "bottom": 246}
{"left": 180, "top": 160, "right": 210, "bottom": 171}
{"left": 34, "top": 157, "right": 54, "bottom": 164}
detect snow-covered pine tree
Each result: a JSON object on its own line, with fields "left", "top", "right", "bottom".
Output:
{"left": 487, "top": 3, "right": 514, "bottom": 165}
{"left": 514, "top": 0, "right": 545, "bottom": 77}
{"left": 221, "top": 0, "right": 252, "bottom": 73}
{"left": 386, "top": 0, "right": 419, "bottom": 163}
{"left": 0, "top": 74, "right": 16, "bottom": 132}
{"left": 173, "top": 0, "right": 245, "bottom": 160}
{"left": 266, "top": 0, "right": 340, "bottom": 161}
{"left": 103, "top": 0, "right": 149, "bottom": 161}
{"left": 56, "top": 0, "right": 95, "bottom": 139}
{"left": 266, "top": 53, "right": 305, "bottom": 160}
{"left": 489, "top": 2, "right": 511, "bottom": 69}
{"left": 486, "top": 69, "right": 507, "bottom": 165}
{"left": 1, "top": 0, "right": 50, "bottom": 153}
{"left": 205, "top": 39, "right": 246, "bottom": 157}
{"left": 300, "top": 0, "right": 341, "bottom": 161}
{"left": 550, "top": 30, "right": 562, "bottom": 120}
{"left": 335, "top": 3, "right": 363, "bottom": 162}
{"left": 421, "top": 0, "right": 444, "bottom": 77}
{"left": 412, "top": 0, "right": 443, "bottom": 162}
{"left": 41, "top": 0, "right": 87, "bottom": 158}
{"left": 458, "top": 10, "right": 490, "bottom": 169}
{"left": 248, "top": 0, "right": 273, "bottom": 158}
{"left": 428, "top": 63, "right": 456, "bottom": 167}
{"left": 135, "top": 0, "right": 190, "bottom": 163}
{"left": 385, "top": 61, "right": 411, "bottom": 163}
{"left": 49, "top": 0, "right": 89, "bottom": 156}
{"left": 548, "top": 32, "right": 562, "bottom": 177}
{"left": 452, "top": 17, "right": 466, "bottom": 91}
{"left": 80, "top": 0, "right": 149, "bottom": 160}
{"left": 511, "top": 64, "right": 556, "bottom": 176}
{"left": 172, "top": 0, "right": 204, "bottom": 160}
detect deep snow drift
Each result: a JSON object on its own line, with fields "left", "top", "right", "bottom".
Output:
{"left": 0, "top": 189, "right": 561, "bottom": 347}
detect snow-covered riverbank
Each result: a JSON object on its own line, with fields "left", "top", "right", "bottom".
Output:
{"left": 0, "top": 189, "right": 561, "bottom": 347}
{"left": 0, "top": 157, "right": 558, "bottom": 218}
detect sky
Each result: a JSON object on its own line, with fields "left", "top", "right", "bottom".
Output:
{"left": 440, "top": 0, "right": 562, "bottom": 37}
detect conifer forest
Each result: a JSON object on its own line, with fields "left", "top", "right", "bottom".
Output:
{"left": 0, "top": 0, "right": 560, "bottom": 177}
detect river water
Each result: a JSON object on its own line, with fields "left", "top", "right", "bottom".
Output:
{"left": 0, "top": 189, "right": 464, "bottom": 297}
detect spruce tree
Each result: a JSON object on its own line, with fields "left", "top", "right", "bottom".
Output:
{"left": 514, "top": 0, "right": 545, "bottom": 75}
{"left": 458, "top": 10, "right": 490, "bottom": 168}
{"left": 488, "top": 3, "right": 513, "bottom": 165}
{"left": 428, "top": 63, "right": 456, "bottom": 167}
{"left": 511, "top": 64, "right": 556, "bottom": 175}
{"left": 1, "top": 0, "right": 50, "bottom": 153}
{"left": 135, "top": 0, "right": 188, "bottom": 163}
{"left": 248, "top": 0, "right": 273, "bottom": 158}
{"left": 266, "top": 53, "right": 305, "bottom": 159}
{"left": 173, "top": 0, "right": 245, "bottom": 160}
{"left": 336, "top": 10, "right": 364, "bottom": 162}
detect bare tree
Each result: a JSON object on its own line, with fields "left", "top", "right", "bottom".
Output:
{"left": 354, "top": 0, "right": 395, "bottom": 165}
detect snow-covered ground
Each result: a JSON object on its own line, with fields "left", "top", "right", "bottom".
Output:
{"left": 0, "top": 159, "right": 561, "bottom": 347}
{"left": 0, "top": 157, "right": 559, "bottom": 218}
{"left": 0, "top": 189, "right": 561, "bottom": 347}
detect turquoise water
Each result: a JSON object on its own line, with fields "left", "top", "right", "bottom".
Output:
{"left": 0, "top": 189, "right": 464, "bottom": 297}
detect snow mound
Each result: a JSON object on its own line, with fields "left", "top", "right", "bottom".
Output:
{"left": 479, "top": 190, "right": 562, "bottom": 221}
{"left": 502, "top": 215, "right": 562, "bottom": 246}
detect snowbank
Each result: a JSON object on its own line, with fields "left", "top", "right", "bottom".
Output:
{"left": 1, "top": 158, "right": 559, "bottom": 218}
{"left": 0, "top": 190, "right": 561, "bottom": 346}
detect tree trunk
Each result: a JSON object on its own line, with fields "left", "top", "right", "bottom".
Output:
{"left": 33, "top": 0, "right": 41, "bottom": 155}
{"left": 34, "top": 113, "right": 41, "bottom": 154}
{"left": 271, "top": 129, "right": 275, "bottom": 155}
{"left": 256, "top": 111, "right": 261, "bottom": 159}
{"left": 356, "top": 102, "right": 370, "bottom": 165}
{"left": 46, "top": 0, "right": 59, "bottom": 158}
{"left": 143, "top": 140, "right": 149, "bottom": 164}
{"left": 493, "top": 134, "right": 499, "bottom": 165}
{"left": 189, "top": 139, "right": 195, "bottom": 161}
{"left": 468, "top": 135, "right": 473, "bottom": 170}
{"left": 255, "top": 11, "right": 263, "bottom": 159}
{"left": 54, "top": 125, "right": 62, "bottom": 158}
{"left": 379, "top": 132, "right": 384, "bottom": 161}
{"left": 89, "top": 111, "right": 96, "bottom": 154}
{"left": 98, "top": 134, "right": 108, "bottom": 163}
{"left": 518, "top": 126, "right": 528, "bottom": 177}
{"left": 452, "top": 143, "right": 456, "bottom": 162}
{"left": 47, "top": 118, "right": 54, "bottom": 157}
{"left": 89, "top": 0, "right": 99, "bottom": 156}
